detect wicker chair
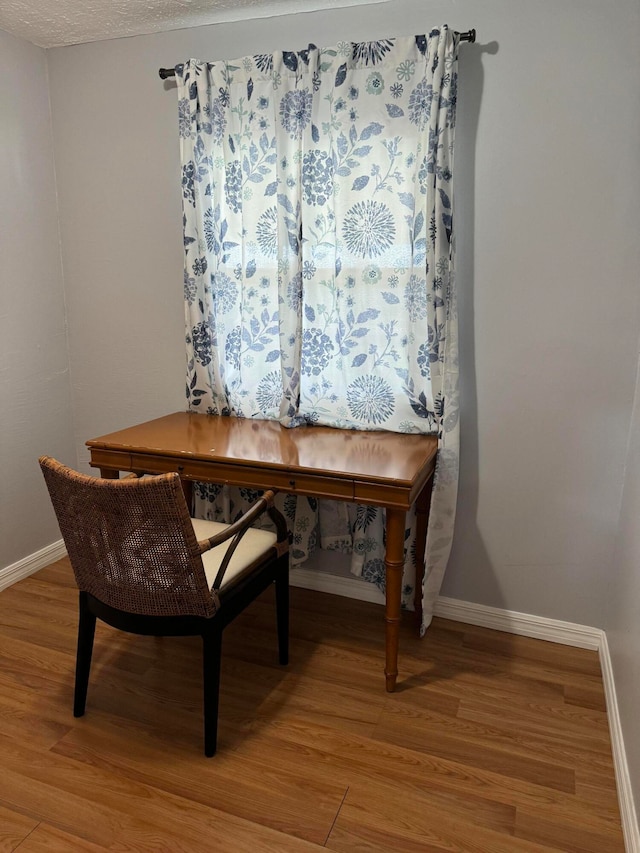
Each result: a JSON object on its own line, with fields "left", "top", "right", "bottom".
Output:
{"left": 39, "top": 456, "right": 289, "bottom": 756}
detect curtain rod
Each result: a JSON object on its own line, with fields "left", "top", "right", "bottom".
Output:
{"left": 158, "top": 28, "right": 476, "bottom": 79}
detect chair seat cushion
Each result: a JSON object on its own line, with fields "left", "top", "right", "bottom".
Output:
{"left": 191, "top": 518, "right": 278, "bottom": 592}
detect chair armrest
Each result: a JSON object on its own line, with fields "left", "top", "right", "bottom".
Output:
{"left": 197, "top": 489, "right": 289, "bottom": 591}
{"left": 196, "top": 490, "right": 281, "bottom": 552}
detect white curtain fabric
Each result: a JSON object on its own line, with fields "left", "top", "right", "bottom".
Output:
{"left": 177, "top": 27, "right": 460, "bottom": 630}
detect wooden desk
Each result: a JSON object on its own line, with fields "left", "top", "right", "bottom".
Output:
{"left": 87, "top": 412, "right": 437, "bottom": 691}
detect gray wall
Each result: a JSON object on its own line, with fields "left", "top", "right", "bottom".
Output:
{"left": 0, "top": 29, "right": 75, "bottom": 568}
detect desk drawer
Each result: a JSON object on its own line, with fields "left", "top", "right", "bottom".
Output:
{"left": 127, "top": 454, "right": 354, "bottom": 500}
{"left": 287, "top": 473, "right": 354, "bottom": 501}
{"left": 90, "top": 450, "right": 132, "bottom": 472}
{"left": 129, "top": 454, "right": 293, "bottom": 491}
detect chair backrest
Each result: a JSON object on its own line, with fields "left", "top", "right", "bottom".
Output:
{"left": 39, "top": 457, "right": 217, "bottom": 618}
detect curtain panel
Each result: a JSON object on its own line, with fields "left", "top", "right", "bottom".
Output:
{"left": 177, "top": 27, "right": 460, "bottom": 631}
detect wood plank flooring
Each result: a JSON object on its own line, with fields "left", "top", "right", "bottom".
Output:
{"left": 0, "top": 558, "right": 624, "bottom": 852}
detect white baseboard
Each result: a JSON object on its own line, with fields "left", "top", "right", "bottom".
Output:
{"left": 0, "top": 539, "right": 67, "bottom": 592}
{"left": 433, "top": 595, "right": 603, "bottom": 650}
{"left": 290, "top": 566, "right": 386, "bottom": 605}
{"left": 291, "top": 569, "right": 604, "bottom": 649}
{"left": 3, "top": 547, "right": 638, "bottom": 849}
{"left": 599, "top": 632, "right": 640, "bottom": 853}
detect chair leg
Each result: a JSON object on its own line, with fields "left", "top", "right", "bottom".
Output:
{"left": 74, "top": 591, "right": 96, "bottom": 717}
{"left": 275, "top": 556, "right": 289, "bottom": 666}
{"left": 202, "top": 626, "right": 222, "bottom": 757}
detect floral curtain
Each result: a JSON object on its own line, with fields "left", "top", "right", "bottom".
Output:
{"left": 177, "top": 27, "right": 459, "bottom": 631}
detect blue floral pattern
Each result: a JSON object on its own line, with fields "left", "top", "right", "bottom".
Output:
{"left": 342, "top": 201, "right": 396, "bottom": 258}
{"left": 404, "top": 274, "right": 428, "bottom": 320}
{"left": 408, "top": 80, "right": 434, "bottom": 129}
{"left": 224, "top": 161, "right": 243, "bottom": 213}
{"left": 177, "top": 27, "right": 460, "bottom": 628}
{"left": 256, "top": 207, "right": 279, "bottom": 256}
{"left": 211, "top": 272, "right": 237, "bottom": 314}
{"left": 352, "top": 40, "right": 394, "bottom": 65}
{"left": 279, "top": 89, "right": 313, "bottom": 138}
{"left": 256, "top": 370, "right": 283, "bottom": 413}
{"left": 347, "top": 374, "right": 395, "bottom": 424}
{"left": 302, "top": 150, "right": 334, "bottom": 206}
{"left": 301, "top": 329, "right": 334, "bottom": 375}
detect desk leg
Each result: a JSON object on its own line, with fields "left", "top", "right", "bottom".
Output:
{"left": 384, "top": 508, "right": 406, "bottom": 693}
{"left": 413, "top": 477, "right": 434, "bottom": 631}
{"left": 99, "top": 468, "right": 119, "bottom": 479}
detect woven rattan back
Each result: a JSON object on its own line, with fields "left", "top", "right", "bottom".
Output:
{"left": 40, "top": 457, "right": 217, "bottom": 618}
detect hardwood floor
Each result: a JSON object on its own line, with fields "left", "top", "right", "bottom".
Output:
{"left": 0, "top": 558, "right": 624, "bottom": 852}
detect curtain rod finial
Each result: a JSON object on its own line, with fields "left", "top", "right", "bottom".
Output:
{"left": 458, "top": 28, "right": 476, "bottom": 43}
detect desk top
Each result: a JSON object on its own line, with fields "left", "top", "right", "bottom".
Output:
{"left": 87, "top": 412, "right": 437, "bottom": 507}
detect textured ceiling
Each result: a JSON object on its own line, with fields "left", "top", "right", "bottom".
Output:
{"left": 0, "top": 0, "right": 388, "bottom": 49}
